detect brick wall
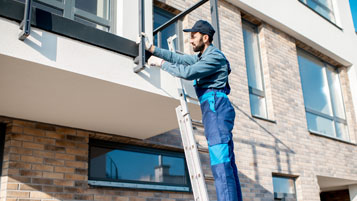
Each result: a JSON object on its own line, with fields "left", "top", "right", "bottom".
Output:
{"left": 0, "top": 118, "right": 202, "bottom": 201}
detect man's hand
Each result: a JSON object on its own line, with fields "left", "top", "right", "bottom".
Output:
{"left": 136, "top": 32, "right": 153, "bottom": 52}
{"left": 148, "top": 56, "right": 164, "bottom": 67}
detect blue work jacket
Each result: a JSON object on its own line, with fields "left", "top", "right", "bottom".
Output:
{"left": 153, "top": 44, "right": 231, "bottom": 92}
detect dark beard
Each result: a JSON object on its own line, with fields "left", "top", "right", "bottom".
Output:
{"left": 193, "top": 38, "right": 205, "bottom": 52}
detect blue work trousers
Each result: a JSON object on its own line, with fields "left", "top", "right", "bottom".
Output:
{"left": 196, "top": 88, "right": 243, "bottom": 201}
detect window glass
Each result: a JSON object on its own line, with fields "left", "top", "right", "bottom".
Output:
{"left": 298, "top": 50, "right": 349, "bottom": 140}
{"left": 74, "top": 16, "right": 109, "bottom": 31}
{"left": 326, "top": 67, "right": 345, "bottom": 119}
{"left": 298, "top": 51, "right": 333, "bottom": 115}
{"left": 335, "top": 122, "right": 349, "bottom": 141}
{"left": 16, "top": 0, "right": 111, "bottom": 32}
{"left": 272, "top": 176, "right": 297, "bottom": 201}
{"left": 242, "top": 22, "right": 267, "bottom": 118}
{"left": 249, "top": 94, "right": 267, "bottom": 118}
{"left": 75, "top": 0, "right": 110, "bottom": 20}
{"left": 306, "top": 112, "right": 335, "bottom": 136}
{"left": 89, "top": 142, "right": 189, "bottom": 191}
{"left": 242, "top": 24, "right": 264, "bottom": 91}
{"left": 153, "top": 7, "right": 178, "bottom": 50}
{"left": 301, "top": 0, "right": 335, "bottom": 23}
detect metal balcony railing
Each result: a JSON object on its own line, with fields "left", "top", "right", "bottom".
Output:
{"left": 134, "top": 0, "right": 222, "bottom": 73}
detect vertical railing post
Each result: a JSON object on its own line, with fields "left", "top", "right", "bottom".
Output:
{"left": 134, "top": 0, "right": 146, "bottom": 73}
{"left": 210, "top": 0, "right": 221, "bottom": 50}
{"left": 19, "top": 0, "right": 33, "bottom": 41}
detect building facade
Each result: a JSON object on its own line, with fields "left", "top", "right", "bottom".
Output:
{"left": 1, "top": 0, "right": 357, "bottom": 201}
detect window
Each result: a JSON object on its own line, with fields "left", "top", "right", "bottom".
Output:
{"left": 297, "top": 50, "right": 349, "bottom": 141}
{"left": 299, "top": 0, "right": 336, "bottom": 23}
{"left": 242, "top": 22, "right": 268, "bottom": 119}
{"left": 272, "top": 176, "right": 297, "bottom": 201}
{"left": 88, "top": 139, "right": 190, "bottom": 191}
{"left": 0, "top": 124, "right": 6, "bottom": 190}
{"left": 16, "top": 0, "right": 112, "bottom": 31}
{"left": 153, "top": 6, "right": 181, "bottom": 50}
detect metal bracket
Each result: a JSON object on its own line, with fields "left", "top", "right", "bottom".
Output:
{"left": 133, "top": 0, "right": 146, "bottom": 73}
{"left": 19, "top": 0, "right": 33, "bottom": 41}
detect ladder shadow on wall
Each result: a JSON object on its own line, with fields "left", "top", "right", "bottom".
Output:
{"left": 232, "top": 103, "right": 296, "bottom": 176}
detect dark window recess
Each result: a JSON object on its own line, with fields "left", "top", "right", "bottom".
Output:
{"left": 88, "top": 139, "right": 191, "bottom": 192}
{"left": 153, "top": 6, "right": 181, "bottom": 50}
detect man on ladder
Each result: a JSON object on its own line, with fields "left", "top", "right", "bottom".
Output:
{"left": 142, "top": 20, "right": 243, "bottom": 201}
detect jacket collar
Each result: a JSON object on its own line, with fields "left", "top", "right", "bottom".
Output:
{"left": 198, "top": 44, "right": 215, "bottom": 58}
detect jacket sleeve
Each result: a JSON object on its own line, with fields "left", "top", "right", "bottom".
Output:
{"left": 161, "top": 51, "right": 225, "bottom": 80}
{"left": 153, "top": 47, "right": 198, "bottom": 65}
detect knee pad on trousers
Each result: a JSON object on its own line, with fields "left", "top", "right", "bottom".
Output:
{"left": 209, "top": 143, "right": 230, "bottom": 166}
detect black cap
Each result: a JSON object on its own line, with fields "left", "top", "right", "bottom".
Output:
{"left": 183, "top": 20, "right": 215, "bottom": 38}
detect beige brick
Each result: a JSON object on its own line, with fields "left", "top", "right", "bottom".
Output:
{"left": 33, "top": 137, "right": 55, "bottom": 145}
{"left": 43, "top": 158, "right": 64, "bottom": 166}
{"left": 65, "top": 161, "right": 86, "bottom": 168}
{"left": 30, "top": 191, "right": 52, "bottom": 199}
{"left": 32, "top": 150, "right": 54, "bottom": 158}
{"left": 42, "top": 172, "right": 64, "bottom": 179}
{"left": 21, "top": 156, "right": 43, "bottom": 164}
{"left": 6, "top": 183, "right": 18, "bottom": 190}
{"left": 9, "top": 147, "right": 31, "bottom": 155}
{"left": 42, "top": 186, "right": 63, "bottom": 193}
{"left": 53, "top": 179, "right": 74, "bottom": 186}
{"left": 55, "top": 153, "right": 75, "bottom": 161}
{"left": 64, "top": 174, "right": 86, "bottom": 181}
{"left": 10, "top": 133, "right": 32, "bottom": 141}
{"left": 65, "top": 148, "right": 87, "bottom": 156}
{"left": 22, "top": 142, "right": 44, "bottom": 150}
{"left": 31, "top": 178, "right": 53, "bottom": 185}
{"left": 45, "top": 131, "right": 65, "bottom": 140}
{"left": 8, "top": 161, "right": 31, "bottom": 169}
{"left": 55, "top": 127, "right": 76, "bottom": 135}
{"left": 19, "top": 170, "right": 42, "bottom": 177}
{"left": 23, "top": 128, "right": 45, "bottom": 137}
{"left": 6, "top": 191, "right": 30, "bottom": 198}
{"left": 32, "top": 164, "right": 54, "bottom": 172}
{"left": 55, "top": 166, "right": 75, "bottom": 174}
{"left": 19, "top": 184, "right": 42, "bottom": 191}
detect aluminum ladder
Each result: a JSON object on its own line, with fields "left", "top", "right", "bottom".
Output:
{"left": 167, "top": 35, "right": 210, "bottom": 201}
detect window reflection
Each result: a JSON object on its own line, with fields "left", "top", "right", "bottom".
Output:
{"left": 153, "top": 7, "right": 178, "bottom": 50}
{"left": 89, "top": 145, "right": 188, "bottom": 186}
{"left": 301, "top": 0, "right": 335, "bottom": 23}
{"left": 298, "top": 50, "right": 349, "bottom": 140}
{"left": 272, "top": 176, "right": 297, "bottom": 201}
{"left": 242, "top": 22, "right": 268, "bottom": 118}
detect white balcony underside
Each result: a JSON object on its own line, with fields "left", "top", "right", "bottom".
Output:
{"left": 0, "top": 54, "right": 201, "bottom": 139}
{"left": 0, "top": 18, "right": 201, "bottom": 139}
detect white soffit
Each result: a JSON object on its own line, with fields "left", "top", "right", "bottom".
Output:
{"left": 0, "top": 54, "right": 202, "bottom": 139}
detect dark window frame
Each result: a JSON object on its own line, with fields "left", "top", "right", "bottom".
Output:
{"left": 88, "top": 139, "right": 191, "bottom": 192}
{"left": 0, "top": 0, "right": 137, "bottom": 58}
